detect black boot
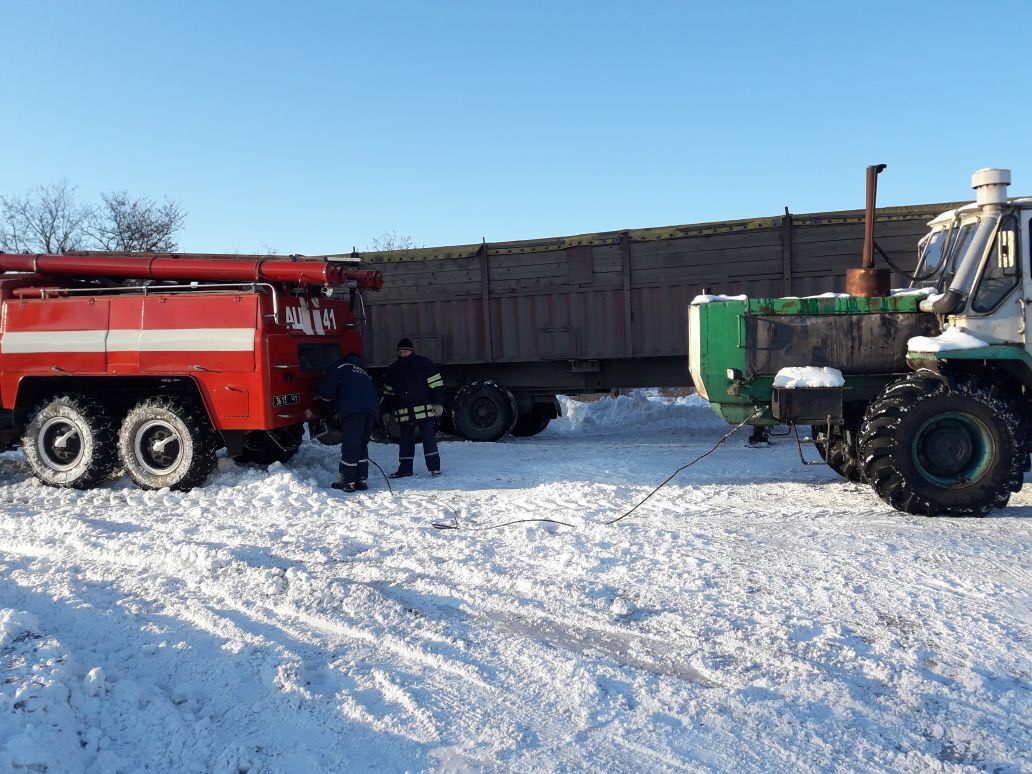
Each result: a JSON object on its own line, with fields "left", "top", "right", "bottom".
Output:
{"left": 355, "top": 480, "right": 369, "bottom": 491}
{"left": 389, "top": 470, "right": 413, "bottom": 479}
{"left": 331, "top": 478, "right": 357, "bottom": 492}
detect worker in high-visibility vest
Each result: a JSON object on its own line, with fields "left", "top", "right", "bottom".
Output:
{"left": 381, "top": 338, "right": 444, "bottom": 478}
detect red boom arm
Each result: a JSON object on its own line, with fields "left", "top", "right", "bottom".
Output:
{"left": 0, "top": 253, "right": 383, "bottom": 290}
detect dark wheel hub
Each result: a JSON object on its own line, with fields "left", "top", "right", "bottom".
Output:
{"left": 470, "top": 396, "right": 500, "bottom": 429}
{"left": 921, "top": 423, "right": 973, "bottom": 476}
{"left": 912, "top": 411, "right": 995, "bottom": 488}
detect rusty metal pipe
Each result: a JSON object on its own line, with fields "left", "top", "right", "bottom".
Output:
{"left": 861, "top": 164, "right": 886, "bottom": 268}
{"left": 846, "top": 164, "right": 890, "bottom": 297}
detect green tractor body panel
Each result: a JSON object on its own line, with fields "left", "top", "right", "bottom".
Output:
{"left": 689, "top": 294, "right": 938, "bottom": 425}
{"left": 908, "top": 345, "right": 1032, "bottom": 370}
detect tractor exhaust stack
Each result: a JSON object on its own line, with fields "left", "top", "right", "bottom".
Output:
{"left": 845, "top": 163, "right": 891, "bottom": 298}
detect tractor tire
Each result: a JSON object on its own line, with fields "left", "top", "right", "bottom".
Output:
{"left": 451, "top": 380, "right": 518, "bottom": 442}
{"left": 858, "top": 370, "right": 1026, "bottom": 517}
{"left": 811, "top": 423, "right": 864, "bottom": 483}
{"left": 511, "top": 410, "right": 551, "bottom": 438}
{"left": 233, "top": 425, "right": 303, "bottom": 465}
{"left": 118, "top": 397, "right": 218, "bottom": 490}
{"left": 23, "top": 395, "right": 119, "bottom": 489}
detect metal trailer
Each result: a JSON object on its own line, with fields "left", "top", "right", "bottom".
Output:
{"left": 339, "top": 202, "right": 960, "bottom": 441}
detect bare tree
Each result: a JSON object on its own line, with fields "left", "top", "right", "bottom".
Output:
{"left": 86, "top": 191, "right": 186, "bottom": 253}
{"left": 368, "top": 230, "right": 419, "bottom": 251}
{"left": 0, "top": 180, "right": 90, "bottom": 254}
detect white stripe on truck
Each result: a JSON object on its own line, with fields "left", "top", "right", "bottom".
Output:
{"left": 2, "top": 328, "right": 258, "bottom": 353}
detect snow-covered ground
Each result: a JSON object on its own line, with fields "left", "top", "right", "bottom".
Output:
{"left": 1, "top": 391, "right": 1029, "bottom": 773}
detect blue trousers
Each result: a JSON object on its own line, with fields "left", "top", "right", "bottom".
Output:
{"left": 339, "top": 413, "right": 375, "bottom": 484}
{"left": 398, "top": 418, "right": 439, "bottom": 474}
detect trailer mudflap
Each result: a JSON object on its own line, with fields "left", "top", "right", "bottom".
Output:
{"left": 772, "top": 386, "right": 843, "bottom": 423}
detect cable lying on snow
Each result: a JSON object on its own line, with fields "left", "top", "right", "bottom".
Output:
{"left": 431, "top": 411, "right": 761, "bottom": 532}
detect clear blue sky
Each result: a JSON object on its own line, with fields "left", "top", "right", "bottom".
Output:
{"left": 3, "top": 1, "right": 1030, "bottom": 254}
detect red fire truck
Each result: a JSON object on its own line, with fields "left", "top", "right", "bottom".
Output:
{"left": 0, "top": 252, "right": 383, "bottom": 490}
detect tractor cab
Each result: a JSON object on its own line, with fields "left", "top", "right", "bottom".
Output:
{"left": 912, "top": 169, "right": 1032, "bottom": 347}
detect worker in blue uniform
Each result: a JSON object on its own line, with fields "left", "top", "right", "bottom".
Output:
{"left": 317, "top": 352, "right": 380, "bottom": 491}
{"left": 381, "top": 338, "right": 445, "bottom": 478}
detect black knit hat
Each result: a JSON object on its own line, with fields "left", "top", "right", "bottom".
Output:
{"left": 397, "top": 337, "right": 414, "bottom": 351}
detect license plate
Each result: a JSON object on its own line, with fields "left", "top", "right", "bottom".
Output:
{"left": 272, "top": 393, "right": 301, "bottom": 408}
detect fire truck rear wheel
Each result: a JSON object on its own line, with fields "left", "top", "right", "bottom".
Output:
{"left": 23, "top": 395, "right": 119, "bottom": 489}
{"left": 118, "top": 398, "right": 218, "bottom": 491}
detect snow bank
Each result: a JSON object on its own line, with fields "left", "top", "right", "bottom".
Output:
{"left": 552, "top": 390, "right": 726, "bottom": 435}
{"left": 691, "top": 293, "right": 747, "bottom": 304}
{"left": 909, "top": 326, "right": 989, "bottom": 352}
{"left": 772, "top": 367, "right": 845, "bottom": 389}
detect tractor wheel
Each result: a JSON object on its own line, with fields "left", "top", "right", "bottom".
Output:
{"left": 451, "top": 380, "right": 518, "bottom": 442}
{"left": 858, "top": 371, "right": 1025, "bottom": 517}
{"left": 811, "top": 423, "right": 864, "bottom": 483}
{"left": 23, "top": 395, "right": 118, "bottom": 489}
{"left": 511, "top": 409, "right": 551, "bottom": 438}
{"left": 118, "top": 397, "right": 218, "bottom": 490}
{"left": 233, "top": 425, "right": 303, "bottom": 465}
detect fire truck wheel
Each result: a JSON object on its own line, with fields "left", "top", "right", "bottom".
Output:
{"left": 858, "top": 371, "right": 1025, "bottom": 516}
{"left": 451, "top": 380, "right": 518, "bottom": 442}
{"left": 118, "top": 398, "right": 218, "bottom": 491}
{"left": 23, "top": 395, "right": 118, "bottom": 489}
{"left": 233, "top": 427, "right": 303, "bottom": 465}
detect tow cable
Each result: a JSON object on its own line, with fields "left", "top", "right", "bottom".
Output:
{"left": 430, "top": 411, "right": 762, "bottom": 532}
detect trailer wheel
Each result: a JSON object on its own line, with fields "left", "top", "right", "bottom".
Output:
{"left": 811, "top": 423, "right": 864, "bottom": 483}
{"left": 233, "top": 426, "right": 303, "bottom": 465}
{"left": 23, "top": 395, "right": 118, "bottom": 489}
{"left": 451, "top": 380, "right": 518, "bottom": 442}
{"left": 512, "top": 410, "right": 551, "bottom": 438}
{"left": 858, "top": 371, "right": 1025, "bottom": 517}
{"left": 118, "top": 398, "right": 218, "bottom": 490}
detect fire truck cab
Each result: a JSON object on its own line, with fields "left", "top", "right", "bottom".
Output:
{"left": 0, "top": 252, "right": 382, "bottom": 491}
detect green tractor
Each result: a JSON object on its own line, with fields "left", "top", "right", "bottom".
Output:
{"left": 689, "top": 167, "right": 1031, "bottom": 516}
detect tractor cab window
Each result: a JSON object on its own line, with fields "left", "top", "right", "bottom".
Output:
{"left": 915, "top": 229, "right": 948, "bottom": 280}
{"left": 944, "top": 221, "right": 978, "bottom": 276}
{"left": 971, "top": 213, "right": 1020, "bottom": 313}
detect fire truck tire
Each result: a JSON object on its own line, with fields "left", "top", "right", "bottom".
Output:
{"left": 233, "top": 426, "right": 303, "bottom": 465}
{"left": 23, "top": 395, "right": 118, "bottom": 489}
{"left": 511, "top": 410, "right": 551, "bottom": 438}
{"left": 858, "top": 371, "right": 1025, "bottom": 517}
{"left": 118, "top": 398, "right": 218, "bottom": 491}
{"left": 451, "top": 380, "right": 518, "bottom": 442}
